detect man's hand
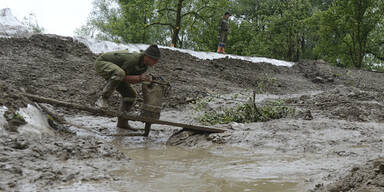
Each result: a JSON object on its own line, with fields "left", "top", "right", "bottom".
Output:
{"left": 124, "top": 73, "right": 152, "bottom": 84}
{"left": 140, "top": 73, "right": 152, "bottom": 82}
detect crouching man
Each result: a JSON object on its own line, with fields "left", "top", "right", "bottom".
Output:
{"left": 94, "top": 45, "right": 161, "bottom": 130}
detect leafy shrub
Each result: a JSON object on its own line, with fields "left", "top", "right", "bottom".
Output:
{"left": 195, "top": 98, "right": 294, "bottom": 125}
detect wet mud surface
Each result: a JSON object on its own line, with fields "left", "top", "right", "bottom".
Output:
{"left": 0, "top": 34, "right": 383, "bottom": 191}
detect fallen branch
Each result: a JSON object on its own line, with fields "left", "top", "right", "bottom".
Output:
{"left": 23, "top": 93, "right": 226, "bottom": 134}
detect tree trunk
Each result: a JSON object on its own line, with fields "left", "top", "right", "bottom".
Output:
{"left": 171, "top": 0, "right": 183, "bottom": 47}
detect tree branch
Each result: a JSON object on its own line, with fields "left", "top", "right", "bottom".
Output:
{"left": 181, "top": 5, "right": 214, "bottom": 18}
{"left": 157, "top": 8, "right": 177, "bottom": 13}
{"left": 366, "top": 51, "right": 384, "bottom": 61}
{"left": 145, "top": 22, "right": 174, "bottom": 29}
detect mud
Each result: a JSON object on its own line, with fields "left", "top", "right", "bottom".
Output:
{"left": 0, "top": 34, "right": 384, "bottom": 191}
{"left": 0, "top": 132, "right": 129, "bottom": 192}
{"left": 312, "top": 158, "right": 384, "bottom": 192}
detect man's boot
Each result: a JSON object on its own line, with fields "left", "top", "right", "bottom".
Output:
{"left": 117, "top": 116, "right": 137, "bottom": 131}
{"left": 117, "top": 99, "right": 137, "bottom": 130}
{"left": 217, "top": 46, "right": 222, "bottom": 53}
{"left": 221, "top": 48, "right": 225, "bottom": 54}
{"left": 95, "top": 79, "right": 120, "bottom": 108}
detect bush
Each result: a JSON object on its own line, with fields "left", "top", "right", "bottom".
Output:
{"left": 194, "top": 97, "right": 295, "bottom": 125}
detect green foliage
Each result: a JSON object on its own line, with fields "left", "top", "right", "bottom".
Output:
{"left": 183, "top": 0, "right": 232, "bottom": 51}
{"left": 22, "top": 13, "right": 45, "bottom": 33}
{"left": 78, "top": 0, "right": 384, "bottom": 70}
{"left": 4, "top": 110, "right": 26, "bottom": 124}
{"left": 75, "top": 0, "right": 122, "bottom": 41}
{"left": 191, "top": 96, "right": 212, "bottom": 112}
{"left": 315, "top": 0, "right": 384, "bottom": 68}
{"left": 225, "top": 0, "right": 313, "bottom": 61}
{"left": 78, "top": 0, "right": 231, "bottom": 47}
{"left": 191, "top": 91, "right": 295, "bottom": 126}
{"left": 196, "top": 99, "right": 294, "bottom": 126}
{"left": 255, "top": 74, "right": 277, "bottom": 94}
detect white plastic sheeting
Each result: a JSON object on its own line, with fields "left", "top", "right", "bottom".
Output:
{"left": 166, "top": 46, "right": 294, "bottom": 67}
{"left": 75, "top": 36, "right": 294, "bottom": 67}
{"left": 0, "top": 106, "right": 8, "bottom": 133}
{"left": 0, "top": 8, "right": 29, "bottom": 37}
{"left": 16, "top": 104, "right": 54, "bottom": 136}
{"left": 75, "top": 36, "right": 148, "bottom": 54}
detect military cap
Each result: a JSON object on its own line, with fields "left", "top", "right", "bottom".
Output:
{"left": 144, "top": 44, "right": 161, "bottom": 60}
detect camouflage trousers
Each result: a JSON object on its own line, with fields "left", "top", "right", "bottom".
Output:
{"left": 94, "top": 60, "right": 137, "bottom": 111}
{"left": 218, "top": 32, "right": 228, "bottom": 47}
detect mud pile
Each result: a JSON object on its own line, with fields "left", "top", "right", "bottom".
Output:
{"left": 1, "top": 34, "right": 384, "bottom": 191}
{"left": 0, "top": 132, "right": 129, "bottom": 192}
{"left": 0, "top": 34, "right": 327, "bottom": 109}
{"left": 312, "top": 158, "right": 384, "bottom": 192}
{"left": 0, "top": 34, "right": 98, "bottom": 103}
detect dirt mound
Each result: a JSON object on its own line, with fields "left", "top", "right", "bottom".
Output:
{"left": 0, "top": 132, "right": 129, "bottom": 192}
{"left": 293, "top": 60, "right": 384, "bottom": 98}
{"left": 0, "top": 34, "right": 315, "bottom": 110}
{"left": 1, "top": 34, "right": 384, "bottom": 191}
{"left": 286, "top": 85, "right": 384, "bottom": 122}
{"left": 0, "top": 34, "right": 98, "bottom": 104}
{"left": 1, "top": 34, "right": 383, "bottom": 112}
{"left": 0, "top": 80, "right": 129, "bottom": 191}
{"left": 312, "top": 158, "right": 384, "bottom": 192}
{"left": 0, "top": 80, "right": 28, "bottom": 111}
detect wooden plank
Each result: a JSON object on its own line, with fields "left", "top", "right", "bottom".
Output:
{"left": 121, "top": 114, "right": 226, "bottom": 133}
{"left": 23, "top": 93, "right": 226, "bottom": 134}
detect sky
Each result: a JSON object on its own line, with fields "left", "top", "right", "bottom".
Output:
{"left": 0, "top": 0, "right": 93, "bottom": 36}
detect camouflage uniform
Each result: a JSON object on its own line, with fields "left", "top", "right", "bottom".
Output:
{"left": 218, "top": 16, "right": 229, "bottom": 45}
{"left": 95, "top": 51, "right": 148, "bottom": 114}
{"left": 217, "top": 15, "right": 230, "bottom": 53}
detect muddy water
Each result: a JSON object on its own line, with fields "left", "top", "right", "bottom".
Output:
{"left": 58, "top": 92, "right": 312, "bottom": 192}
{"left": 64, "top": 108, "right": 307, "bottom": 192}
{"left": 108, "top": 145, "right": 302, "bottom": 192}
{"left": 58, "top": 91, "right": 383, "bottom": 192}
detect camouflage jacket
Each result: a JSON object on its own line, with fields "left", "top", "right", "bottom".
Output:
{"left": 218, "top": 16, "right": 229, "bottom": 34}
{"left": 96, "top": 50, "right": 148, "bottom": 75}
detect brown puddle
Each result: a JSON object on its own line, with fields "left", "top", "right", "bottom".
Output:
{"left": 107, "top": 145, "right": 303, "bottom": 192}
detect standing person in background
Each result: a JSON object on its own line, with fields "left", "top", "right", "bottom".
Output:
{"left": 94, "top": 45, "right": 161, "bottom": 130}
{"left": 217, "top": 12, "right": 231, "bottom": 54}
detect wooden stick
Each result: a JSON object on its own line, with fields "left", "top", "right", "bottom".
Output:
{"left": 121, "top": 115, "right": 225, "bottom": 133}
{"left": 23, "top": 93, "right": 118, "bottom": 117}
{"left": 23, "top": 93, "right": 226, "bottom": 134}
{"left": 106, "top": 132, "right": 146, "bottom": 137}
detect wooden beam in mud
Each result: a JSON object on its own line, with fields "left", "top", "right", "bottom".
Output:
{"left": 23, "top": 93, "right": 118, "bottom": 117}
{"left": 23, "top": 93, "right": 226, "bottom": 134}
{"left": 121, "top": 115, "right": 226, "bottom": 133}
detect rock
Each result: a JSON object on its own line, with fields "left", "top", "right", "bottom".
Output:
{"left": 312, "top": 76, "right": 325, "bottom": 83}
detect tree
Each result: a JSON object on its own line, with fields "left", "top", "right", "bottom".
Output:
{"left": 315, "top": 0, "right": 384, "bottom": 68}
{"left": 75, "top": 0, "right": 122, "bottom": 41}
{"left": 309, "top": 0, "right": 335, "bottom": 11}
{"left": 77, "top": 0, "right": 229, "bottom": 48}
{"left": 77, "top": 0, "right": 384, "bottom": 68}
{"left": 231, "top": 0, "right": 312, "bottom": 61}
{"left": 22, "top": 13, "right": 45, "bottom": 33}
{"left": 146, "top": 0, "right": 227, "bottom": 48}
{"left": 181, "top": 0, "right": 232, "bottom": 51}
